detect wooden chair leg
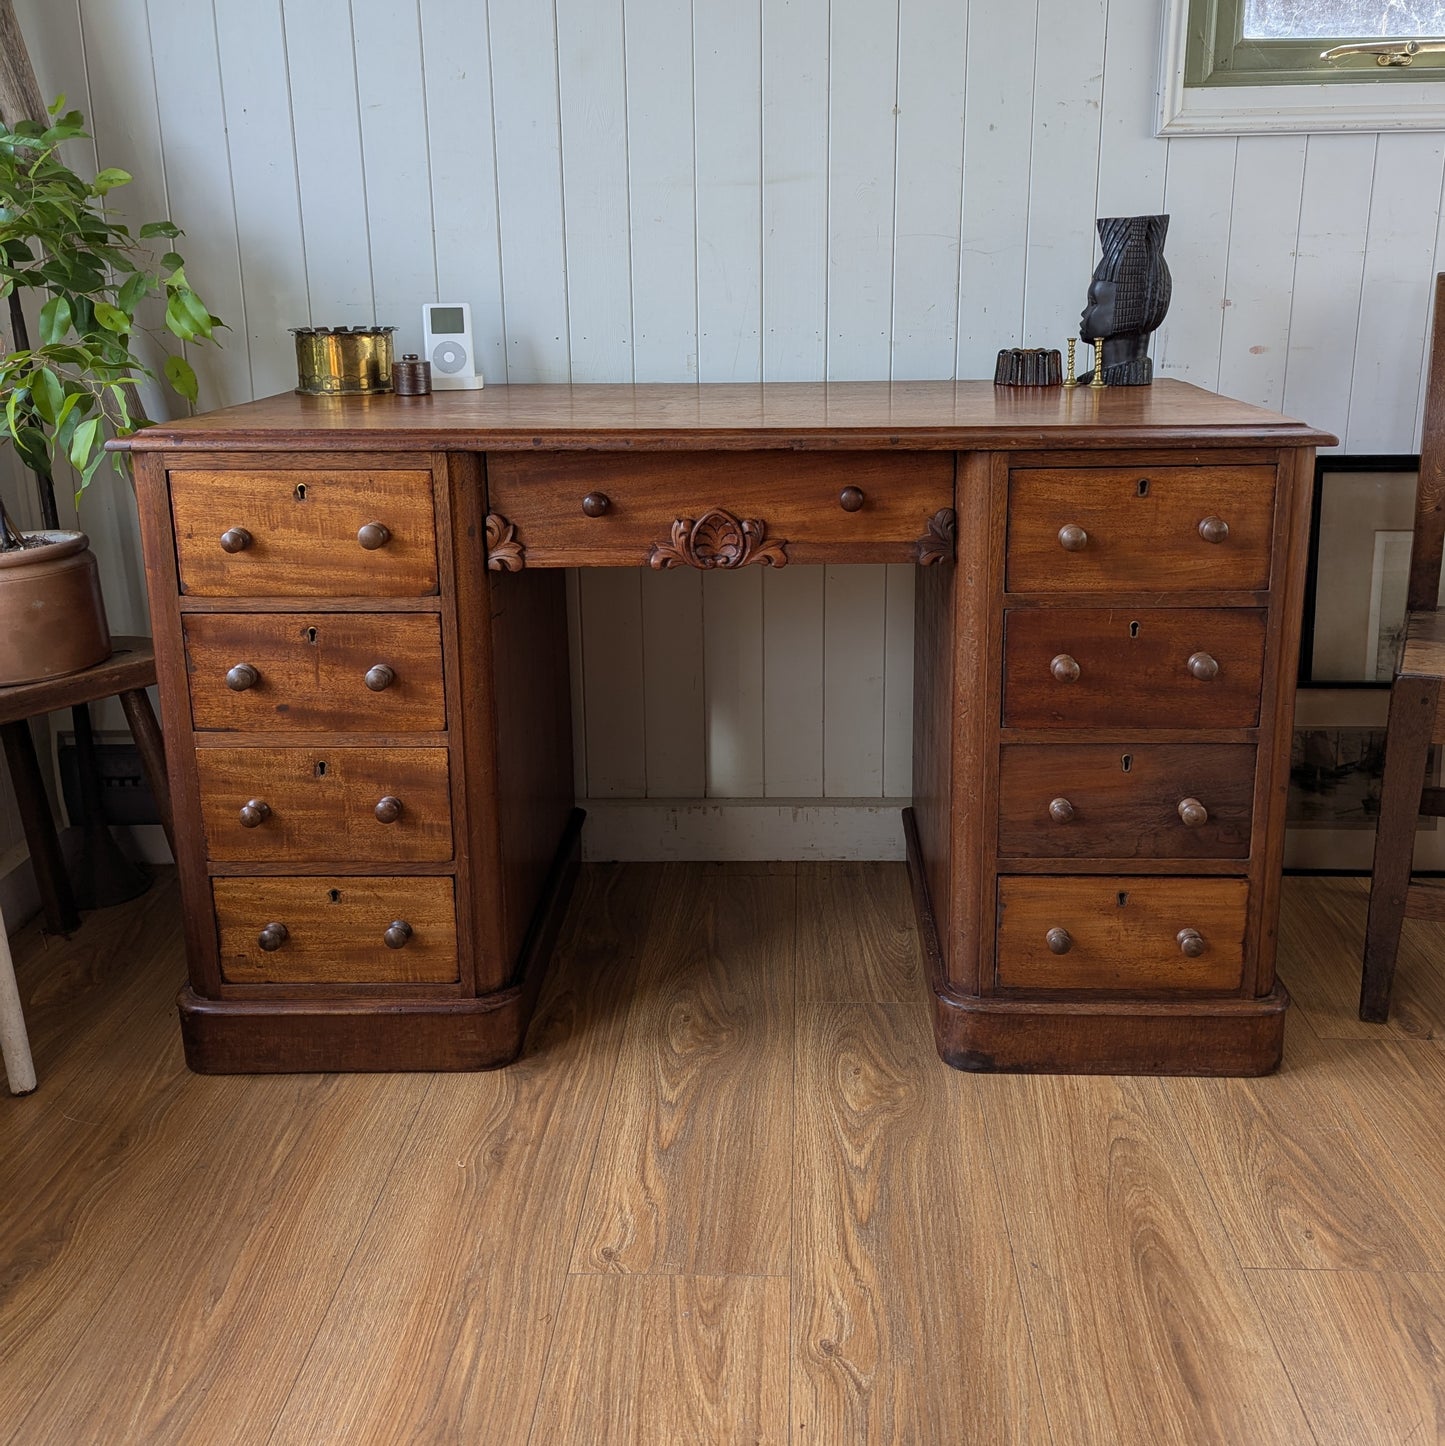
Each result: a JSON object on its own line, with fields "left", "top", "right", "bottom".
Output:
{"left": 118, "top": 686, "right": 174, "bottom": 858}
{"left": 1362, "top": 676, "right": 1439, "bottom": 1021}
{"left": 0, "top": 718, "right": 79, "bottom": 936}
{"left": 0, "top": 905, "right": 36, "bottom": 1095}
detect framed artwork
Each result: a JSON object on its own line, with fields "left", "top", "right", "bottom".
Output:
{"left": 1299, "top": 454, "right": 1426, "bottom": 687}
{"left": 1285, "top": 687, "right": 1445, "bottom": 871}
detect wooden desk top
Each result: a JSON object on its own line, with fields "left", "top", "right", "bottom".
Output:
{"left": 115, "top": 379, "right": 1336, "bottom": 454}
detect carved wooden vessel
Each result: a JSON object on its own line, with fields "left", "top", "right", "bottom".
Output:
{"left": 118, "top": 380, "right": 1332, "bottom": 1075}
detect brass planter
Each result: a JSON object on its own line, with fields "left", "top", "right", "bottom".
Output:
{"left": 292, "top": 326, "right": 396, "bottom": 395}
{"left": 0, "top": 531, "right": 112, "bottom": 687}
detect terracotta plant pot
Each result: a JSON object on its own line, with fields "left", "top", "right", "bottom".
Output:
{"left": 0, "top": 530, "right": 112, "bottom": 687}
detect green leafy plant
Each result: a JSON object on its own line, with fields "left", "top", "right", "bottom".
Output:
{"left": 0, "top": 97, "right": 221, "bottom": 521}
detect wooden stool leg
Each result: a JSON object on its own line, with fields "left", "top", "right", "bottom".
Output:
{"left": 0, "top": 909, "right": 36, "bottom": 1094}
{"left": 0, "top": 718, "right": 79, "bottom": 936}
{"left": 118, "top": 686, "right": 174, "bottom": 857}
{"left": 1362, "top": 676, "right": 1439, "bottom": 1021}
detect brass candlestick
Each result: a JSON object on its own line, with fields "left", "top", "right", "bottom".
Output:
{"left": 1088, "top": 338, "right": 1106, "bottom": 389}
{"left": 1063, "top": 339, "right": 1078, "bottom": 387}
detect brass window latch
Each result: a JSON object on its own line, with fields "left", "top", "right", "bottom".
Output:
{"left": 1321, "top": 38, "right": 1445, "bottom": 67}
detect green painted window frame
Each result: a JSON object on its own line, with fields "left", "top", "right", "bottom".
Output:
{"left": 1186, "top": 0, "right": 1445, "bottom": 86}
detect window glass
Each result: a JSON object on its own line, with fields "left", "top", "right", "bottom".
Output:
{"left": 1242, "top": 1, "right": 1445, "bottom": 38}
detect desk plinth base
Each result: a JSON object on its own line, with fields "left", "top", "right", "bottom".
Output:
{"left": 178, "top": 810, "right": 583, "bottom": 1074}
{"left": 902, "top": 807, "right": 1288, "bottom": 1077}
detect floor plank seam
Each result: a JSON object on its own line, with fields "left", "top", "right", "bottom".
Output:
{"left": 262, "top": 1077, "right": 435, "bottom": 1446}
{"left": 975, "top": 1090, "right": 1061, "bottom": 1446}
{"left": 526, "top": 869, "right": 662, "bottom": 1444}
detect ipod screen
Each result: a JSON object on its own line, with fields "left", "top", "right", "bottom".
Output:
{"left": 430, "top": 306, "right": 465, "bottom": 334}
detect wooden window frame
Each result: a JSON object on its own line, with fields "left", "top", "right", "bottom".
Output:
{"left": 1159, "top": 0, "right": 1445, "bottom": 135}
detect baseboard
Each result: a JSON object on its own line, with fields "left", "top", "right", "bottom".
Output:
{"left": 579, "top": 797, "right": 908, "bottom": 862}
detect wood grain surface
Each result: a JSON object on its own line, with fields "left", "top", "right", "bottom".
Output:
{"left": 195, "top": 745, "right": 452, "bottom": 862}
{"left": 1003, "top": 606, "right": 1268, "bottom": 729}
{"left": 793, "top": 1001, "right": 1048, "bottom": 1442}
{"left": 170, "top": 468, "right": 438, "bottom": 597}
{"left": 995, "top": 875, "right": 1249, "bottom": 993}
{"left": 9, "top": 867, "right": 1445, "bottom": 1442}
{"left": 114, "top": 379, "right": 1336, "bottom": 453}
{"left": 531, "top": 1275, "right": 790, "bottom": 1443}
{"left": 570, "top": 868, "right": 793, "bottom": 1276}
{"left": 1004, "top": 465, "right": 1276, "bottom": 593}
{"left": 213, "top": 875, "right": 457, "bottom": 985}
{"left": 183, "top": 612, "right": 446, "bottom": 733}
{"left": 486, "top": 449, "right": 952, "bottom": 565}
{"left": 997, "top": 742, "right": 1255, "bottom": 861}
{"left": 795, "top": 862, "right": 923, "bottom": 1002}
{"left": 982, "top": 1070, "right": 1314, "bottom": 1444}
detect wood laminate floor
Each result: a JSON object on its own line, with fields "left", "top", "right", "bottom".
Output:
{"left": 3, "top": 865, "right": 1445, "bottom": 1444}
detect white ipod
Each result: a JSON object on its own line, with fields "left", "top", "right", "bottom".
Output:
{"left": 421, "top": 302, "right": 485, "bottom": 390}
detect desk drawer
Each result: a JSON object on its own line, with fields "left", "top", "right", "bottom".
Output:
{"left": 485, "top": 450, "right": 954, "bottom": 566}
{"left": 996, "top": 876, "right": 1247, "bottom": 993}
{"left": 171, "top": 468, "right": 438, "bottom": 597}
{"left": 998, "top": 743, "right": 1254, "bottom": 860}
{"left": 1003, "top": 608, "right": 1266, "bottom": 729}
{"left": 197, "top": 746, "right": 452, "bottom": 861}
{"left": 1006, "top": 466, "right": 1275, "bottom": 593}
{"left": 184, "top": 613, "right": 446, "bottom": 732}
{"left": 215, "top": 875, "right": 458, "bottom": 984}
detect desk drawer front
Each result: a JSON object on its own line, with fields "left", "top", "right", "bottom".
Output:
{"left": 184, "top": 613, "right": 446, "bottom": 732}
{"left": 1005, "top": 466, "right": 1275, "bottom": 593}
{"left": 997, "top": 743, "right": 1255, "bottom": 859}
{"left": 485, "top": 450, "right": 954, "bottom": 565}
{"left": 1003, "top": 608, "right": 1266, "bottom": 729}
{"left": 215, "top": 875, "right": 458, "bottom": 984}
{"left": 996, "top": 876, "right": 1247, "bottom": 993}
{"left": 171, "top": 469, "right": 438, "bottom": 597}
{"left": 197, "top": 746, "right": 452, "bottom": 861}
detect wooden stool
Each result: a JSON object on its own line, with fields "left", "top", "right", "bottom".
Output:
{"left": 0, "top": 636, "right": 174, "bottom": 937}
{"left": 0, "top": 896, "right": 35, "bottom": 1094}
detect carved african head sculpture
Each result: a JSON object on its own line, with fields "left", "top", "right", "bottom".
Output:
{"left": 1079, "top": 214, "right": 1171, "bottom": 386}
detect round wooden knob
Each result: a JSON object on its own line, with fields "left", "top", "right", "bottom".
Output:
{"left": 1178, "top": 797, "right": 1208, "bottom": 828}
{"left": 1057, "top": 523, "right": 1088, "bottom": 552}
{"left": 239, "top": 799, "right": 271, "bottom": 829}
{"left": 226, "top": 663, "right": 259, "bottom": 692}
{"left": 582, "top": 492, "right": 610, "bottom": 518}
{"left": 258, "top": 922, "right": 288, "bottom": 952}
{"left": 1046, "top": 927, "right": 1073, "bottom": 955}
{"left": 1050, "top": 654, "right": 1081, "bottom": 683}
{"left": 1048, "top": 797, "right": 1075, "bottom": 823}
{"left": 1177, "top": 927, "right": 1206, "bottom": 958}
{"left": 219, "top": 527, "right": 252, "bottom": 554}
{"left": 384, "top": 920, "right": 413, "bottom": 950}
{"left": 839, "top": 486, "right": 865, "bottom": 513}
{"left": 365, "top": 664, "right": 396, "bottom": 692}
{"left": 374, "top": 795, "right": 403, "bottom": 824}
{"left": 357, "top": 522, "right": 391, "bottom": 550}
{"left": 1198, "top": 516, "right": 1230, "bottom": 544}
{"left": 1187, "top": 651, "right": 1219, "bottom": 681}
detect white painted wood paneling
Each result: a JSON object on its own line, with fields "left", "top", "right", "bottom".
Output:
{"left": 351, "top": 0, "right": 437, "bottom": 361}
{"left": 10, "top": 0, "right": 1442, "bottom": 869}
{"left": 281, "top": 0, "right": 375, "bottom": 328}
{"left": 955, "top": 0, "right": 1037, "bottom": 377}
{"left": 487, "top": 0, "right": 570, "bottom": 382}
{"left": 1282, "top": 135, "right": 1379, "bottom": 452}
{"left": 1217, "top": 136, "right": 1307, "bottom": 411}
{"left": 826, "top": 0, "right": 898, "bottom": 379}
{"left": 761, "top": 0, "right": 828, "bottom": 380}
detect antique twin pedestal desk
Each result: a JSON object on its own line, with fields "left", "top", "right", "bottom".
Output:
{"left": 121, "top": 381, "right": 1333, "bottom": 1077}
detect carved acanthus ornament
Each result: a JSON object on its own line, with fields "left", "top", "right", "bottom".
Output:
{"left": 916, "top": 509, "right": 956, "bottom": 566}
{"left": 647, "top": 509, "right": 789, "bottom": 571}
{"left": 485, "top": 514, "right": 525, "bottom": 572}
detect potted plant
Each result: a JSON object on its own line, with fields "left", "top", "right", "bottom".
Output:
{"left": 0, "top": 98, "right": 220, "bottom": 686}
